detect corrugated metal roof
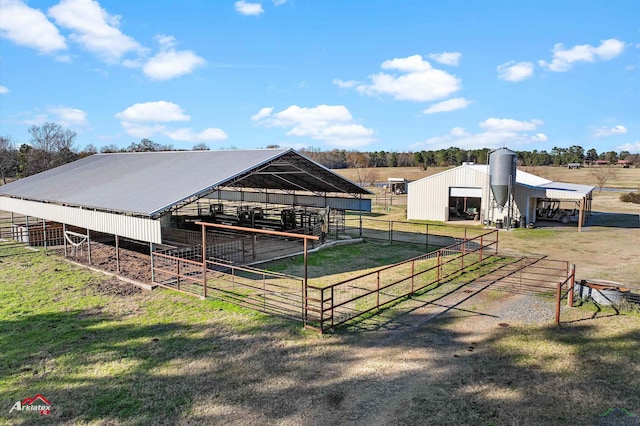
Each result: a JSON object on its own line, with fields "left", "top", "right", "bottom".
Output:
{"left": 0, "top": 148, "right": 370, "bottom": 217}
{"left": 416, "top": 164, "right": 593, "bottom": 199}
{"left": 463, "top": 164, "right": 552, "bottom": 186}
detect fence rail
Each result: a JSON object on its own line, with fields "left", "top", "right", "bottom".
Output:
{"left": 344, "top": 217, "right": 488, "bottom": 248}
{"left": 303, "top": 230, "right": 499, "bottom": 332}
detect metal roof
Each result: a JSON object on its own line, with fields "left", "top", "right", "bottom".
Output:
{"left": 459, "top": 165, "right": 594, "bottom": 198}
{"left": 0, "top": 148, "right": 370, "bottom": 218}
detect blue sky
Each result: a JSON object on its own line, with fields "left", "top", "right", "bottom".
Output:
{"left": 0, "top": 0, "right": 638, "bottom": 154}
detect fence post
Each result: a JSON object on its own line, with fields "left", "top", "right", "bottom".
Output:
{"left": 302, "top": 279, "right": 307, "bottom": 326}
{"left": 42, "top": 219, "right": 47, "bottom": 249}
{"left": 495, "top": 230, "right": 499, "bottom": 254}
{"left": 479, "top": 235, "right": 484, "bottom": 261}
{"left": 150, "top": 243, "right": 155, "bottom": 284}
{"left": 376, "top": 271, "right": 380, "bottom": 308}
{"left": 201, "top": 224, "right": 207, "bottom": 298}
{"left": 177, "top": 259, "right": 181, "bottom": 290}
{"left": 389, "top": 221, "right": 393, "bottom": 244}
{"left": 86, "top": 228, "right": 92, "bottom": 265}
{"left": 411, "top": 260, "right": 415, "bottom": 294}
{"left": 461, "top": 239, "right": 465, "bottom": 270}
{"left": 555, "top": 281, "right": 562, "bottom": 325}
{"left": 331, "top": 286, "right": 335, "bottom": 327}
{"left": 320, "top": 287, "right": 325, "bottom": 334}
{"left": 568, "top": 264, "right": 575, "bottom": 308}
{"left": 437, "top": 251, "right": 442, "bottom": 282}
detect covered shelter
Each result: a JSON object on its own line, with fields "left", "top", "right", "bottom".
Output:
{"left": 0, "top": 148, "right": 372, "bottom": 265}
{"left": 407, "top": 164, "right": 593, "bottom": 230}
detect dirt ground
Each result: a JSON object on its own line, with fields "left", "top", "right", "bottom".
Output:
{"left": 498, "top": 191, "right": 640, "bottom": 286}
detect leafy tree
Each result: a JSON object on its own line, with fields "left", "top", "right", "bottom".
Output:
{"left": 0, "top": 136, "right": 18, "bottom": 184}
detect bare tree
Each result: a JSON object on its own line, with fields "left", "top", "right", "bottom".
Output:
{"left": 192, "top": 143, "right": 210, "bottom": 151}
{"left": 589, "top": 167, "right": 618, "bottom": 191}
{"left": 26, "top": 122, "right": 78, "bottom": 173}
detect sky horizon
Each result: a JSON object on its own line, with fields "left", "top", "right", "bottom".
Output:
{"left": 1, "top": 0, "right": 638, "bottom": 154}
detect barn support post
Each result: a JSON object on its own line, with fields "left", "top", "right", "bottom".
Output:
{"left": 303, "top": 238, "right": 309, "bottom": 300}
{"left": 25, "top": 215, "right": 29, "bottom": 244}
{"left": 578, "top": 198, "right": 585, "bottom": 232}
{"left": 86, "top": 228, "right": 92, "bottom": 265}
{"left": 10, "top": 212, "right": 14, "bottom": 240}
{"left": 115, "top": 235, "right": 120, "bottom": 272}
{"left": 63, "top": 223, "right": 68, "bottom": 257}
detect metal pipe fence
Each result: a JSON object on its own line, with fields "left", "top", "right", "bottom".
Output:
{"left": 344, "top": 217, "right": 486, "bottom": 248}
{"left": 303, "top": 230, "right": 499, "bottom": 332}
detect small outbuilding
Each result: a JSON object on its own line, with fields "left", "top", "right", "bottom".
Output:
{"left": 407, "top": 158, "right": 594, "bottom": 230}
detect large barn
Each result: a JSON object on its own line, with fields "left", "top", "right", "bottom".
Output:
{"left": 0, "top": 148, "right": 371, "bottom": 266}
{"left": 407, "top": 151, "right": 594, "bottom": 230}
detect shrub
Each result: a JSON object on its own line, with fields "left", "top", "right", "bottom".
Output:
{"left": 620, "top": 192, "right": 640, "bottom": 204}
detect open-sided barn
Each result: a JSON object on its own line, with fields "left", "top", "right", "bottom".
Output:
{"left": 407, "top": 157, "right": 594, "bottom": 230}
{"left": 0, "top": 148, "right": 371, "bottom": 266}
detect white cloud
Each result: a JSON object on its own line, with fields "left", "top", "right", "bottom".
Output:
{"left": 497, "top": 61, "right": 534, "bottom": 82}
{"left": 615, "top": 141, "right": 640, "bottom": 153}
{"left": 235, "top": 1, "right": 264, "bottom": 16}
{"left": 48, "top": 105, "right": 88, "bottom": 127}
{"left": 0, "top": 85, "right": 9, "bottom": 94}
{"left": 252, "top": 104, "right": 376, "bottom": 148}
{"left": 428, "top": 52, "right": 462, "bottom": 66}
{"left": 164, "top": 128, "right": 228, "bottom": 142}
{"left": 143, "top": 49, "right": 205, "bottom": 80}
{"left": 411, "top": 118, "right": 546, "bottom": 150}
{"left": 20, "top": 105, "right": 88, "bottom": 128}
{"left": 539, "top": 38, "right": 625, "bottom": 72}
{"left": 479, "top": 118, "right": 543, "bottom": 132}
{"left": 0, "top": 0, "right": 67, "bottom": 54}
{"left": 422, "top": 98, "right": 472, "bottom": 114}
{"left": 354, "top": 54, "right": 461, "bottom": 102}
{"left": 595, "top": 125, "right": 628, "bottom": 137}
{"left": 48, "top": 0, "right": 145, "bottom": 63}
{"left": 115, "top": 101, "right": 226, "bottom": 143}
{"left": 115, "top": 101, "right": 190, "bottom": 123}
{"left": 251, "top": 107, "right": 274, "bottom": 121}
{"left": 332, "top": 79, "right": 359, "bottom": 89}
{"left": 273, "top": 0, "right": 287, "bottom": 5}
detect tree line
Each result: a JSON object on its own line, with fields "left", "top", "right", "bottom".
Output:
{"left": 1, "top": 122, "right": 636, "bottom": 184}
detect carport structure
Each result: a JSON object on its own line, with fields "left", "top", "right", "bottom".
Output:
{"left": 0, "top": 148, "right": 371, "bottom": 277}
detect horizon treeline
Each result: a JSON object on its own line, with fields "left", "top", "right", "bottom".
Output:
{"left": 1, "top": 122, "right": 637, "bottom": 181}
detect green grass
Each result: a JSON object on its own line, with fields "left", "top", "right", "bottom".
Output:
{"left": 0, "top": 247, "right": 291, "bottom": 424}
{"left": 262, "top": 240, "right": 429, "bottom": 283}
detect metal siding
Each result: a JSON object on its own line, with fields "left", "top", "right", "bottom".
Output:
{"left": 0, "top": 197, "right": 161, "bottom": 243}
{"left": 408, "top": 167, "right": 486, "bottom": 221}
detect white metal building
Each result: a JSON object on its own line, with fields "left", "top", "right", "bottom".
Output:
{"left": 407, "top": 164, "right": 594, "bottom": 229}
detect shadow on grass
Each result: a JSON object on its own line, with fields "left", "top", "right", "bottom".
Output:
{"left": 2, "top": 301, "right": 639, "bottom": 425}
{"left": 587, "top": 211, "right": 640, "bottom": 228}
{"left": 1, "top": 250, "right": 639, "bottom": 425}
